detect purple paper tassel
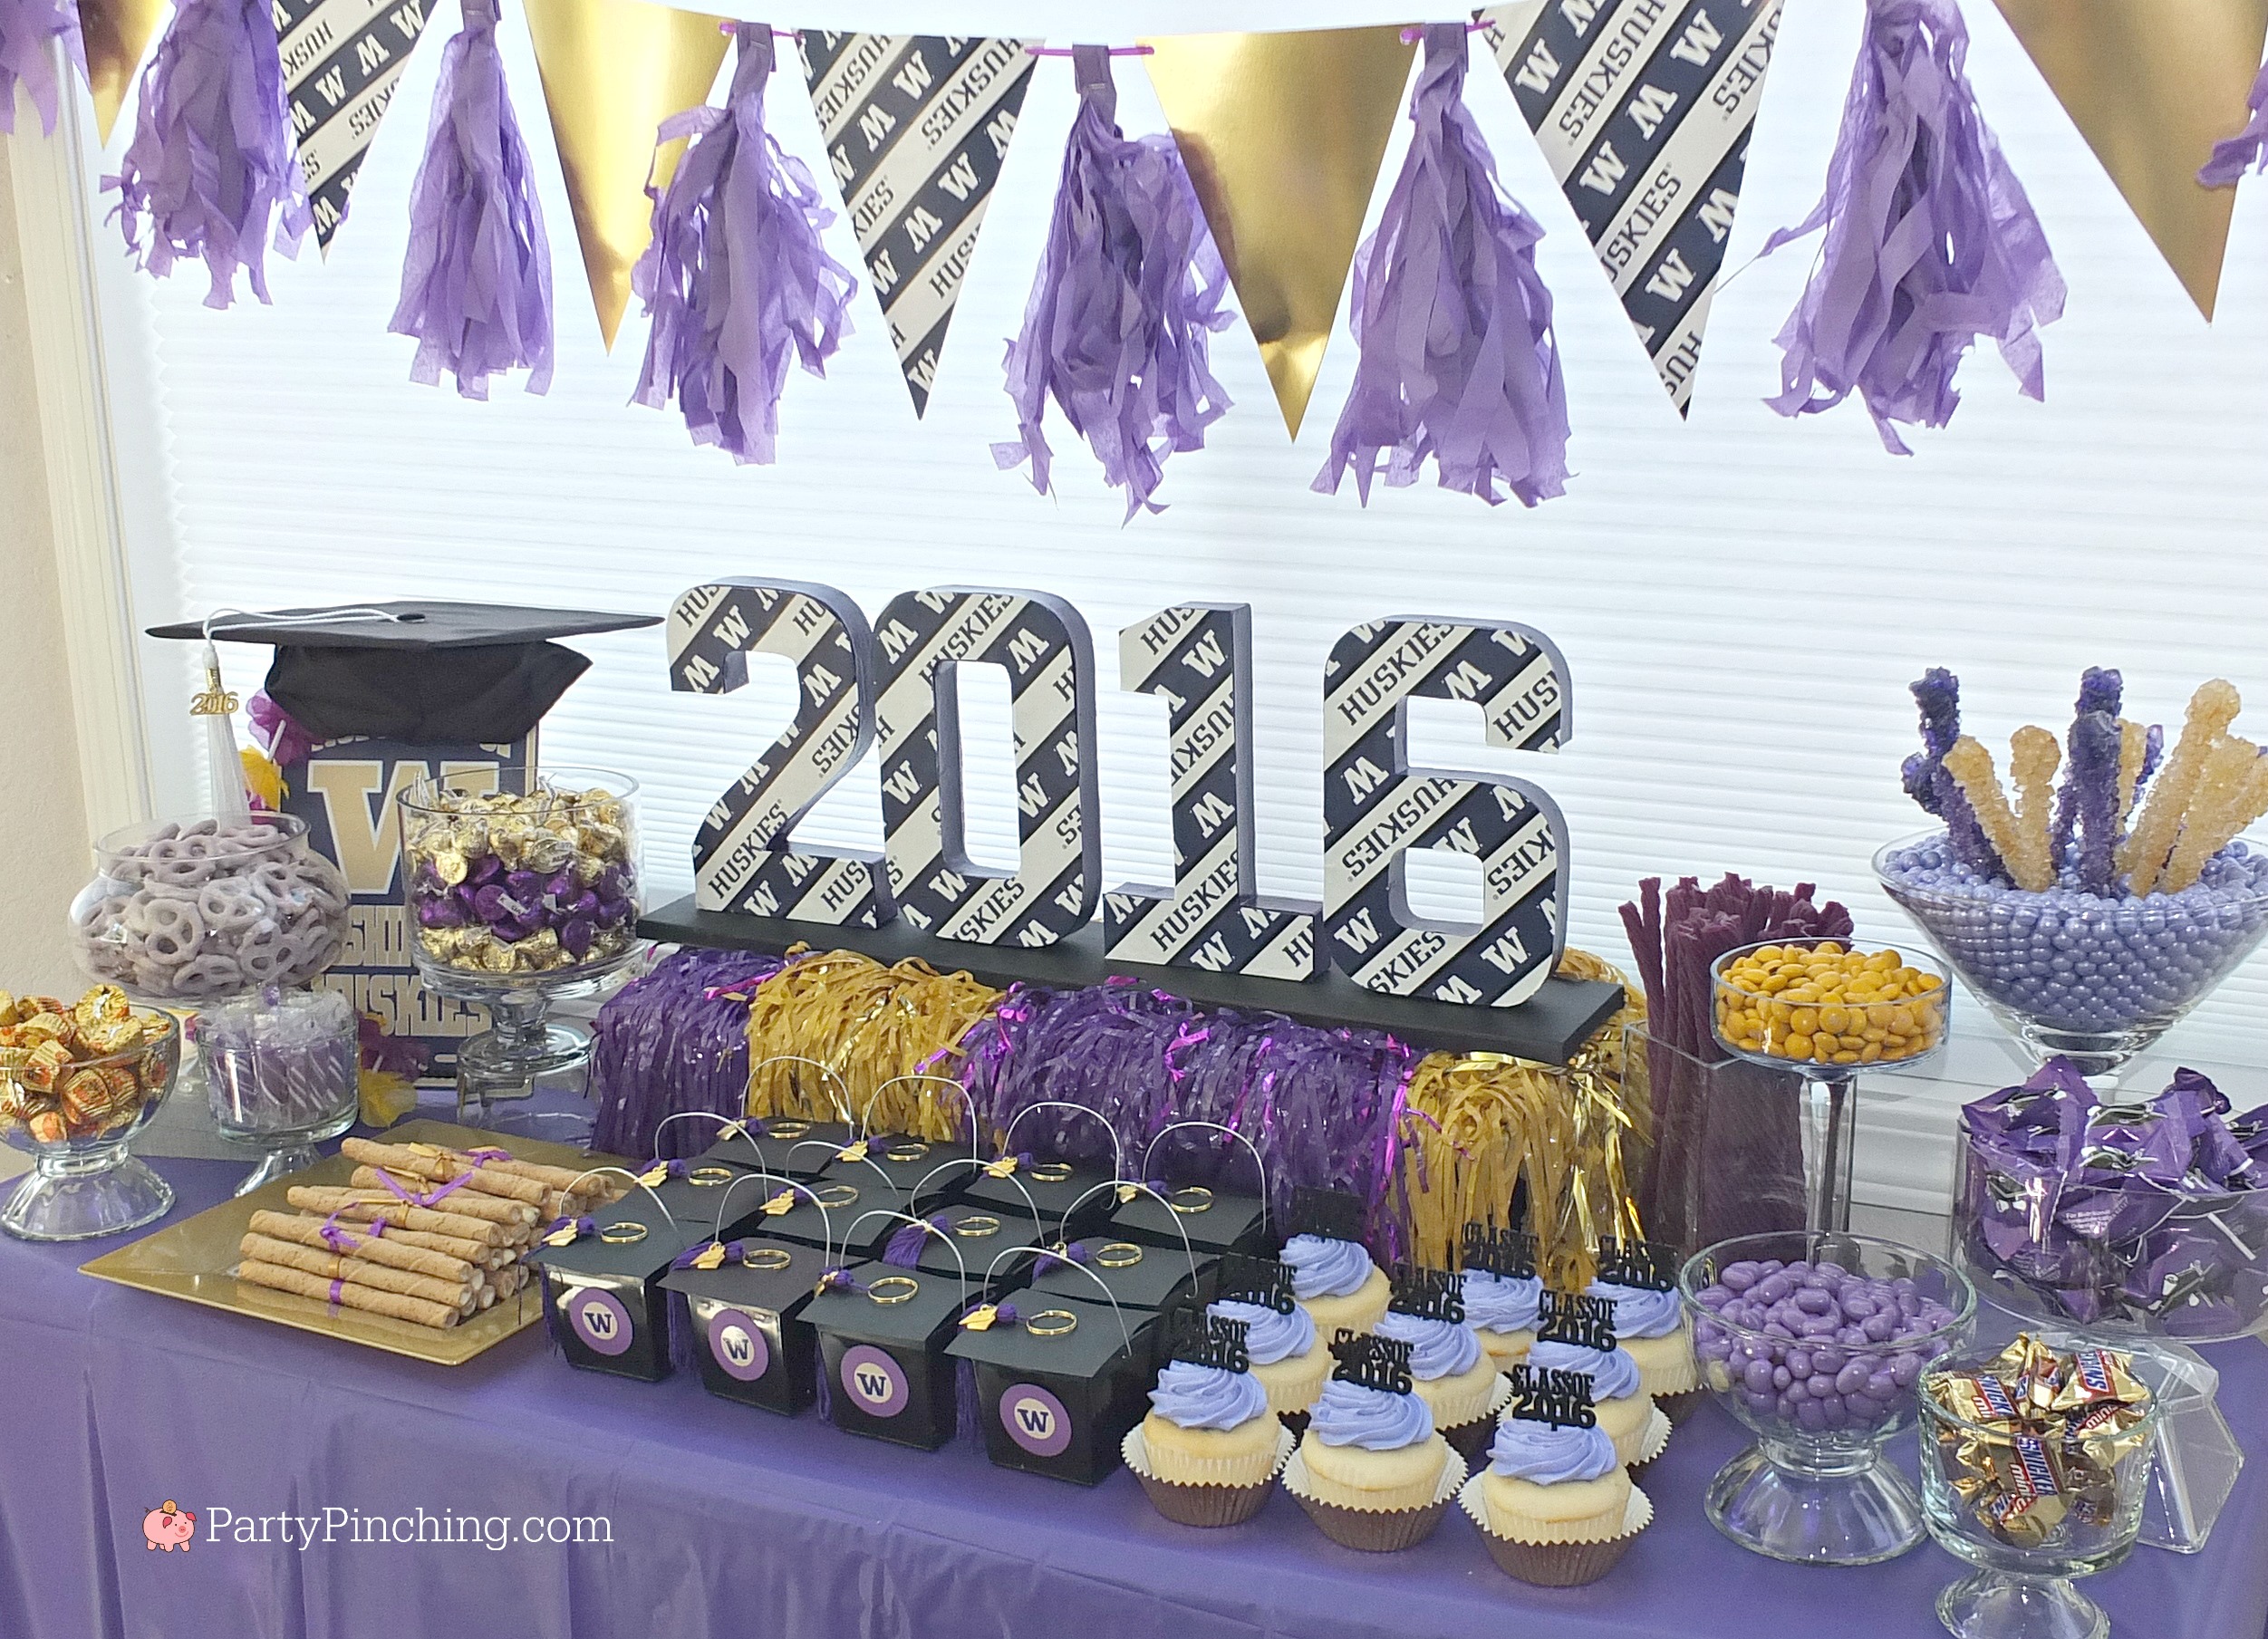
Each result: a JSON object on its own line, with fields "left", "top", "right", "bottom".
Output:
{"left": 632, "top": 24, "right": 857, "bottom": 465}
{"left": 992, "top": 44, "right": 1231, "bottom": 520}
{"left": 106, "top": 0, "right": 311, "bottom": 308}
{"left": 0, "top": 0, "right": 83, "bottom": 136}
{"left": 589, "top": 946, "right": 786, "bottom": 1160}
{"left": 1315, "top": 24, "right": 1567, "bottom": 507}
{"left": 1762, "top": 0, "right": 2064, "bottom": 454}
{"left": 391, "top": 0, "right": 554, "bottom": 399}
{"left": 2201, "top": 63, "right": 2268, "bottom": 186}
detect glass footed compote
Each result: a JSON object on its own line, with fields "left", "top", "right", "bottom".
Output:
{"left": 1874, "top": 830, "right": 2268, "bottom": 1082}
{"left": 1710, "top": 939, "right": 1952, "bottom": 1233}
{"left": 1, "top": 1008, "right": 182, "bottom": 1240}
{"left": 198, "top": 986, "right": 360, "bottom": 1195}
{"left": 1684, "top": 1231, "right": 1976, "bottom": 1566}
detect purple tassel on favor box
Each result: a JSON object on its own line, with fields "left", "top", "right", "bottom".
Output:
{"left": 992, "top": 43, "right": 1231, "bottom": 520}
{"left": 1314, "top": 24, "right": 1568, "bottom": 509}
{"left": 2201, "top": 63, "right": 2268, "bottom": 186}
{"left": 1762, "top": 0, "right": 2064, "bottom": 455}
{"left": 633, "top": 24, "right": 857, "bottom": 465}
{"left": 391, "top": 0, "right": 554, "bottom": 399}
{"left": 0, "top": 0, "right": 84, "bottom": 136}
{"left": 107, "top": 0, "right": 311, "bottom": 308}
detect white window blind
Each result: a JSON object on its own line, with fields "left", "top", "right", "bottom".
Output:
{"left": 89, "top": 3, "right": 2268, "bottom": 1212}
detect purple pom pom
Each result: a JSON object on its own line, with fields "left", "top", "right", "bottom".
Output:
{"left": 106, "top": 0, "right": 312, "bottom": 308}
{"left": 390, "top": 0, "right": 553, "bottom": 398}
{"left": 993, "top": 44, "right": 1231, "bottom": 519}
{"left": 633, "top": 24, "right": 857, "bottom": 465}
{"left": 1761, "top": 0, "right": 2063, "bottom": 453}
{"left": 1314, "top": 25, "right": 1567, "bottom": 507}
{"left": 0, "top": 0, "right": 83, "bottom": 136}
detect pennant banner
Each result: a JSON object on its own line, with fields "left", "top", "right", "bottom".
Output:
{"left": 526, "top": 0, "right": 728, "bottom": 350}
{"left": 80, "top": 0, "right": 169, "bottom": 141}
{"left": 1993, "top": 0, "right": 2268, "bottom": 320}
{"left": 1481, "top": 0, "right": 1783, "bottom": 416}
{"left": 799, "top": 32, "right": 1036, "bottom": 417}
{"left": 1144, "top": 26, "right": 1414, "bottom": 439}
{"left": 276, "top": 0, "right": 433, "bottom": 250}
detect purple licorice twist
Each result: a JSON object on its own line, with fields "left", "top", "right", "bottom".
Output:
{"left": 391, "top": 0, "right": 554, "bottom": 399}
{"left": 1761, "top": 0, "right": 2063, "bottom": 454}
{"left": 0, "top": 0, "right": 84, "bottom": 137}
{"left": 632, "top": 24, "right": 857, "bottom": 465}
{"left": 2070, "top": 709, "right": 2124, "bottom": 897}
{"left": 106, "top": 0, "right": 311, "bottom": 309}
{"left": 1313, "top": 24, "right": 1567, "bottom": 508}
{"left": 1906, "top": 668, "right": 1999, "bottom": 875}
{"left": 2051, "top": 668, "right": 2122, "bottom": 868}
{"left": 2200, "top": 63, "right": 2268, "bottom": 186}
{"left": 992, "top": 44, "right": 1231, "bottom": 520}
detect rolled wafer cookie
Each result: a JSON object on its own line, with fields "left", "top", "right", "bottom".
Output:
{"left": 235, "top": 1258, "right": 461, "bottom": 1329}
{"left": 247, "top": 1210, "right": 478, "bottom": 1285}
{"left": 286, "top": 1188, "right": 507, "bottom": 1246}
{"left": 339, "top": 1140, "right": 551, "bottom": 1208}
{"left": 348, "top": 1168, "right": 536, "bottom": 1225}
{"left": 238, "top": 1233, "right": 476, "bottom": 1312}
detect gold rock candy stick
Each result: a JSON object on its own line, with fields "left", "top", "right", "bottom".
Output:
{"left": 2118, "top": 680, "right": 2240, "bottom": 894}
{"left": 2158, "top": 739, "right": 2268, "bottom": 894}
{"left": 2115, "top": 720, "right": 2148, "bottom": 826}
{"left": 1945, "top": 738, "right": 2047, "bottom": 891}
{"left": 2010, "top": 727, "right": 2061, "bottom": 892}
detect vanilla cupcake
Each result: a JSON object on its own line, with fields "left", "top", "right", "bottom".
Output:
{"left": 1587, "top": 1276, "right": 1699, "bottom": 1399}
{"left": 1210, "top": 1297, "right": 1328, "bottom": 1417}
{"left": 1522, "top": 1339, "right": 1668, "bottom": 1468}
{"left": 1462, "top": 1267, "right": 1543, "bottom": 1370}
{"left": 1463, "top": 1414, "right": 1652, "bottom": 1586}
{"left": 1375, "top": 1307, "right": 1503, "bottom": 1463}
{"left": 1282, "top": 1233, "right": 1391, "bottom": 1335}
{"left": 1139, "top": 1361, "right": 1284, "bottom": 1487}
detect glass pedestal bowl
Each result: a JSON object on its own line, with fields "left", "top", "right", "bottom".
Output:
{"left": 198, "top": 986, "right": 361, "bottom": 1195}
{"left": 1, "top": 1008, "right": 182, "bottom": 1240}
{"left": 1684, "top": 1231, "right": 1975, "bottom": 1565}
{"left": 1875, "top": 830, "right": 2268, "bottom": 1081}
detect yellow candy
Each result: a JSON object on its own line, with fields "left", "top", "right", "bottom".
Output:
{"left": 1717, "top": 943, "right": 1945, "bottom": 1067}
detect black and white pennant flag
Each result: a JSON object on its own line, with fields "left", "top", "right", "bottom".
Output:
{"left": 799, "top": 33, "right": 1037, "bottom": 417}
{"left": 276, "top": 0, "right": 435, "bottom": 251}
{"left": 1479, "top": 0, "right": 1782, "bottom": 415}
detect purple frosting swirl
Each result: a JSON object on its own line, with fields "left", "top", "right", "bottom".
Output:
{"left": 1209, "top": 1298, "right": 1316, "bottom": 1366}
{"left": 1462, "top": 1269, "right": 1543, "bottom": 1334}
{"left": 1526, "top": 1338, "right": 1643, "bottom": 1403}
{"left": 1147, "top": 1361, "right": 1269, "bottom": 1431}
{"left": 1282, "top": 1234, "right": 1375, "bottom": 1299}
{"left": 1587, "top": 1278, "right": 1684, "bottom": 1340}
{"left": 1307, "top": 1378, "right": 1434, "bottom": 1450}
{"left": 1375, "top": 1309, "right": 1481, "bottom": 1380}
{"left": 1489, "top": 1417, "right": 1619, "bottom": 1484}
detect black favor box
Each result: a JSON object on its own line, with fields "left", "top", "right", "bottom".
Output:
{"left": 960, "top": 1161, "right": 1117, "bottom": 1241}
{"left": 948, "top": 1295, "right": 1157, "bottom": 1486}
{"left": 660, "top": 1239, "right": 831, "bottom": 1415}
{"left": 822, "top": 1135, "right": 977, "bottom": 1215}
{"left": 1027, "top": 1237, "right": 1214, "bottom": 1316}
{"left": 698, "top": 1118, "right": 860, "bottom": 1181}
{"left": 632, "top": 1165, "right": 776, "bottom": 1237}
{"left": 907, "top": 1201, "right": 1043, "bottom": 1289}
{"left": 806, "top": 1262, "right": 969, "bottom": 1450}
{"left": 739, "top": 1179, "right": 899, "bottom": 1261}
{"left": 1110, "top": 1184, "right": 1270, "bottom": 1258}
{"left": 528, "top": 1208, "right": 702, "bottom": 1383}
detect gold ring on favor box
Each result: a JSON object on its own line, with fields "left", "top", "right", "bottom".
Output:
{"left": 886, "top": 1142, "right": 930, "bottom": 1163}
{"left": 954, "top": 1215, "right": 1000, "bottom": 1238}
{"left": 815, "top": 1183, "right": 860, "bottom": 1208}
{"left": 689, "top": 1166, "right": 737, "bottom": 1187}
{"left": 742, "top": 1246, "right": 793, "bottom": 1270}
{"left": 1169, "top": 1186, "right": 1214, "bottom": 1214}
{"left": 866, "top": 1276, "right": 920, "bottom": 1306}
{"left": 768, "top": 1121, "right": 810, "bottom": 1139}
{"left": 599, "top": 1221, "right": 649, "bottom": 1244}
{"left": 1095, "top": 1242, "right": 1144, "bottom": 1268}
{"left": 1027, "top": 1308, "right": 1079, "bottom": 1335}
{"left": 1032, "top": 1161, "right": 1075, "bottom": 1183}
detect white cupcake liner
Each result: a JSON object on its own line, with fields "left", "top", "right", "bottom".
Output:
{"left": 1624, "top": 1404, "right": 1673, "bottom": 1470}
{"left": 1459, "top": 1473, "right": 1652, "bottom": 1586}
{"left": 1441, "top": 1372, "right": 1515, "bottom": 1468}
{"left": 1124, "top": 1424, "right": 1296, "bottom": 1528}
{"left": 1127, "top": 1419, "right": 1290, "bottom": 1489}
{"left": 1281, "top": 1444, "right": 1467, "bottom": 1552}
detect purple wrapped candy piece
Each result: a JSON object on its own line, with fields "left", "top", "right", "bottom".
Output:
{"left": 470, "top": 853, "right": 504, "bottom": 885}
{"left": 560, "top": 918, "right": 595, "bottom": 959}
{"left": 416, "top": 896, "right": 465, "bottom": 930}
{"left": 506, "top": 869, "right": 543, "bottom": 900}
{"left": 595, "top": 899, "right": 630, "bottom": 928}
{"left": 471, "top": 884, "right": 509, "bottom": 923}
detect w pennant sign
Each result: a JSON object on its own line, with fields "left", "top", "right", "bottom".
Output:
{"left": 1480, "top": 0, "right": 1782, "bottom": 415}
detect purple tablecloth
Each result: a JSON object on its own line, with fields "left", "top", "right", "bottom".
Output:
{"left": 5, "top": 1155, "right": 2266, "bottom": 1639}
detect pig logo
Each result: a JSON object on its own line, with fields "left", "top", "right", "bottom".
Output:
{"left": 142, "top": 1501, "right": 196, "bottom": 1552}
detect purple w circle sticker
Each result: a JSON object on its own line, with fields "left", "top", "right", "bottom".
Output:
{"left": 840, "top": 1345, "right": 908, "bottom": 1416}
{"left": 709, "top": 1308, "right": 769, "bottom": 1382}
{"left": 999, "top": 1383, "right": 1074, "bottom": 1457}
{"left": 567, "top": 1287, "right": 634, "bottom": 1356}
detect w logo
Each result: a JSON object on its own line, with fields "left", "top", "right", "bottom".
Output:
{"left": 855, "top": 1367, "right": 891, "bottom": 1402}
{"left": 999, "top": 1384, "right": 1073, "bottom": 1457}
{"left": 841, "top": 1346, "right": 907, "bottom": 1416}
{"left": 1014, "top": 1402, "right": 1055, "bottom": 1439}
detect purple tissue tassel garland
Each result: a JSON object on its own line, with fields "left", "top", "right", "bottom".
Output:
{"left": 632, "top": 24, "right": 857, "bottom": 465}
{"left": 1314, "top": 24, "right": 1567, "bottom": 508}
{"left": 107, "top": 0, "right": 311, "bottom": 308}
{"left": 2201, "top": 63, "right": 2268, "bottom": 186}
{"left": 992, "top": 44, "right": 1231, "bottom": 520}
{"left": 0, "top": 0, "right": 83, "bottom": 136}
{"left": 390, "top": 0, "right": 554, "bottom": 399}
{"left": 1761, "top": 0, "right": 2064, "bottom": 454}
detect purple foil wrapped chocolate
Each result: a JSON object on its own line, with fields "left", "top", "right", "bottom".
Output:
{"left": 1957, "top": 1057, "right": 2268, "bottom": 1338}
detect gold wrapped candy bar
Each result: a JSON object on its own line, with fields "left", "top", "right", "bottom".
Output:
{"left": 0, "top": 986, "right": 168, "bottom": 1142}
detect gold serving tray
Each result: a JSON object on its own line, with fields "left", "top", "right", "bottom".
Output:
{"left": 80, "top": 1119, "right": 630, "bottom": 1366}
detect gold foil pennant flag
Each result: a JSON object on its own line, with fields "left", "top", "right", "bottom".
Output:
{"left": 1480, "top": 0, "right": 1785, "bottom": 416}
{"left": 690, "top": 1241, "right": 729, "bottom": 1270}
{"left": 798, "top": 33, "right": 1038, "bottom": 417}
{"left": 1993, "top": 0, "right": 2268, "bottom": 318}
{"left": 525, "top": 0, "right": 729, "bottom": 349}
{"left": 1143, "top": 26, "right": 1415, "bottom": 439}
{"left": 275, "top": 0, "right": 436, "bottom": 252}
{"left": 81, "top": 0, "right": 169, "bottom": 142}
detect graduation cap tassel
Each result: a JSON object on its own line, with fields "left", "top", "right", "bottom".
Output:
{"left": 190, "top": 640, "right": 252, "bottom": 820}
{"left": 0, "top": 0, "right": 84, "bottom": 136}
{"left": 632, "top": 24, "right": 857, "bottom": 466}
{"left": 391, "top": 0, "right": 555, "bottom": 399}
{"left": 106, "top": 0, "right": 312, "bottom": 307}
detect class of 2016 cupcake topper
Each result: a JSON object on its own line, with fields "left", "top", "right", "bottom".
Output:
{"left": 1165, "top": 1305, "right": 1251, "bottom": 1374}
{"left": 1388, "top": 1263, "right": 1466, "bottom": 1323}
{"left": 1535, "top": 1289, "right": 1618, "bottom": 1355}
{"left": 1329, "top": 1328, "right": 1415, "bottom": 1395}
{"left": 1288, "top": 1185, "right": 1369, "bottom": 1244}
{"left": 1462, "top": 1222, "right": 1538, "bottom": 1279}
{"left": 1595, "top": 1237, "right": 1680, "bottom": 1292}
{"left": 1506, "top": 1363, "right": 1598, "bottom": 1430}
{"left": 1212, "top": 1252, "right": 1297, "bottom": 1314}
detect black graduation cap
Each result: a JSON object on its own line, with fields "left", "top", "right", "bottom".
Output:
{"left": 660, "top": 1237, "right": 832, "bottom": 1415}
{"left": 804, "top": 1262, "right": 971, "bottom": 1351}
{"left": 147, "top": 601, "right": 657, "bottom": 745}
{"left": 959, "top": 1158, "right": 1116, "bottom": 1239}
{"left": 904, "top": 1201, "right": 1040, "bottom": 1285}
{"left": 947, "top": 1292, "right": 1152, "bottom": 1381}
{"left": 659, "top": 1235, "right": 832, "bottom": 1316}
{"left": 699, "top": 1119, "right": 853, "bottom": 1182}
{"left": 1027, "top": 1237, "right": 1213, "bottom": 1312}
{"left": 526, "top": 1196, "right": 705, "bottom": 1278}
{"left": 817, "top": 1134, "right": 974, "bottom": 1214}
{"left": 620, "top": 1163, "right": 776, "bottom": 1232}
{"left": 738, "top": 1178, "right": 894, "bottom": 1259}
{"left": 1109, "top": 1181, "right": 1269, "bottom": 1256}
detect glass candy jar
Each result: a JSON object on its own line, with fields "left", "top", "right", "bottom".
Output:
{"left": 198, "top": 985, "right": 361, "bottom": 1194}
{"left": 1, "top": 1003, "right": 182, "bottom": 1239}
